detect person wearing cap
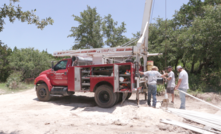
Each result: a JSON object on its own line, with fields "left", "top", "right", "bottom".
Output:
{"left": 139, "top": 66, "right": 164, "bottom": 108}
{"left": 165, "top": 66, "right": 175, "bottom": 103}
{"left": 175, "top": 65, "right": 189, "bottom": 109}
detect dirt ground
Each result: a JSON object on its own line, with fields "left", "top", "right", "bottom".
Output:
{"left": 0, "top": 88, "right": 220, "bottom": 134}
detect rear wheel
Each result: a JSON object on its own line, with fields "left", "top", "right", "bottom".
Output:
{"left": 95, "top": 85, "right": 116, "bottom": 108}
{"left": 36, "top": 84, "right": 51, "bottom": 101}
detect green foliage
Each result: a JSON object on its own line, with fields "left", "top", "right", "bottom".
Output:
{"left": 102, "top": 14, "right": 128, "bottom": 47}
{"left": 6, "top": 71, "right": 22, "bottom": 89}
{"left": 0, "top": 0, "right": 54, "bottom": 32}
{"left": 0, "top": 41, "right": 12, "bottom": 82}
{"left": 68, "top": 6, "right": 138, "bottom": 49}
{"left": 126, "top": 31, "right": 141, "bottom": 46}
{"left": 68, "top": 6, "right": 103, "bottom": 49}
{"left": 187, "top": 89, "right": 202, "bottom": 97}
{"left": 0, "top": 83, "right": 7, "bottom": 90}
{"left": 0, "top": 82, "right": 34, "bottom": 94}
{"left": 157, "top": 85, "right": 165, "bottom": 95}
{"left": 147, "top": 1, "right": 221, "bottom": 91}
{"left": 0, "top": 0, "right": 54, "bottom": 82}
{"left": 7, "top": 48, "right": 53, "bottom": 80}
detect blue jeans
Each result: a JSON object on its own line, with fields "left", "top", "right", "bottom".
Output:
{"left": 179, "top": 88, "right": 188, "bottom": 109}
{"left": 148, "top": 84, "right": 157, "bottom": 107}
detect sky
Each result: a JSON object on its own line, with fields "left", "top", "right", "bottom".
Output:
{"left": 0, "top": 0, "right": 189, "bottom": 54}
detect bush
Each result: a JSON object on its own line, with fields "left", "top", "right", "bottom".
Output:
{"left": 7, "top": 48, "right": 53, "bottom": 81}
{"left": 189, "top": 71, "right": 221, "bottom": 92}
{"left": 6, "top": 71, "right": 22, "bottom": 89}
{"left": 157, "top": 85, "right": 165, "bottom": 95}
{"left": 188, "top": 74, "right": 205, "bottom": 92}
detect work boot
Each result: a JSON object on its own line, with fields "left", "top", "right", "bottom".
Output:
{"left": 147, "top": 101, "right": 151, "bottom": 106}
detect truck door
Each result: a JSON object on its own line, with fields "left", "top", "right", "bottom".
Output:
{"left": 74, "top": 67, "right": 81, "bottom": 91}
{"left": 114, "top": 64, "right": 119, "bottom": 92}
{"left": 49, "top": 60, "right": 68, "bottom": 86}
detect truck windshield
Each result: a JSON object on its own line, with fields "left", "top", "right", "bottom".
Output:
{"left": 54, "top": 60, "right": 68, "bottom": 71}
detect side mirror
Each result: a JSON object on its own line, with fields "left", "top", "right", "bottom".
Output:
{"left": 51, "top": 61, "right": 54, "bottom": 70}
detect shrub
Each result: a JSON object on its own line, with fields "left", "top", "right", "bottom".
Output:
{"left": 157, "top": 85, "right": 165, "bottom": 95}
{"left": 7, "top": 48, "right": 53, "bottom": 81}
{"left": 6, "top": 71, "right": 22, "bottom": 89}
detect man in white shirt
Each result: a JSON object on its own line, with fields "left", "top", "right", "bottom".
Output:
{"left": 165, "top": 66, "right": 175, "bottom": 103}
{"left": 175, "top": 65, "right": 189, "bottom": 109}
{"left": 139, "top": 66, "right": 164, "bottom": 108}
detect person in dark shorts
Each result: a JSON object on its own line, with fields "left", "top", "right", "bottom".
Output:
{"left": 165, "top": 66, "right": 175, "bottom": 103}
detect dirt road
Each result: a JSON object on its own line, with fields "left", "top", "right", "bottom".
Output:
{"left": 0, "top": 89, "right": 220, "bottom": 134}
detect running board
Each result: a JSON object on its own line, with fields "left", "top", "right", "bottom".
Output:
{"left": 50, "top": 94, "right": 63, "bottom": 97}
{"left": 50, "top": 87, "right": 74, "bottom": 96}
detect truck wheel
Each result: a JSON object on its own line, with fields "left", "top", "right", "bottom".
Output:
{"left": 126, "top": 93, "right": 132, "bottom": 100}
{"left": 95, "top": 85, "right": 116, "bottom": 108}
{"left": 36, "top": 84, "right": 51, "bottom": 101}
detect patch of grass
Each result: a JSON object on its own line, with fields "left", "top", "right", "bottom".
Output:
{"left": 206, "top": 97, "right": 212, "bottom": 102}
{"left": 0, "top": 82, "right": 34, "bottom": 95}
{"left": 157, "top": 85, "right": 165, "bottom": 95}
{"left": 0, "top": 83, "right": 7, "bottom": 90}
{"left": 187, "top": 89, "right": 203, "bottom": 97}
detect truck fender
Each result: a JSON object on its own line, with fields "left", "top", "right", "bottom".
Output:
{"left": 92, "top": 81, "right": 113, "bottom": 92}
{"left": 34, "top": 74, "right": 52, "bottom": 91}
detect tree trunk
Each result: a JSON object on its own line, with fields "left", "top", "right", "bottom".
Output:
{"left": 191, "top": 57, "right": 195, "bottom": 74}
{"left": 174, "top": 58, "right": 179, "bottom": 77}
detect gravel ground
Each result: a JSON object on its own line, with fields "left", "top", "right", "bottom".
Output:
{"left": 0, "top": 88, "right": 220, "bottom": 134}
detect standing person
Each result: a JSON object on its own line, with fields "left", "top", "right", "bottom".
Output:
{"left": 139, "top": 66, "right": 164, "bottom": 108}
{"left": 165, "top": 66, "right": 175, "bottom": 103}
{"left": 175, "top": 65, "right": 189, "bottom": 109}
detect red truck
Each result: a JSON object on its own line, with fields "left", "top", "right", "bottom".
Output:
{"left": 34, "top": 51, "right": 138, "bottom": 108}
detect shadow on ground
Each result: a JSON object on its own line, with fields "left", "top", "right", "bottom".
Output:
{"left": 0, "top": 131, "right": 20, "bottom": 134}
{"left": 33, "top": 94, "right": 146, "bottom": 113}
{"left": 34, "top": 95, "right": 96, "bottom": 107}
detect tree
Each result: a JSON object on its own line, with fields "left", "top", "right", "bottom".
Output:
{"left": 120, "top": 31, "right": 140, "bottom": 47}
{"left": 147, "top": 1, "right": 221, "bottom": 91}
{"left": 7, "top": 48, "right": 53, "bottom": 80}
{"left": 173, "top": 0, "right": 221, "bottom": 74}
{"left": 102, "top": 14, "right": 127, "bottom": 47}
{"left": 0, "top": 40, "right": 12, "bottom": 82}
{"left": 68, "top": 6, "right": 103, "bottom": 49}
{"left": 147, "top": 18, "right": 187, "bottom": 74}
{"left": 0, "top": 0, "right": 54, "bottom": 32}
{"left": 174, "top": 0, "right": 221, "bottom": 27}
{"left": 183, "top": 5, "right": 221, "bottom": 84}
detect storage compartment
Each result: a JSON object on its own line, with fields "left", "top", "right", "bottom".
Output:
{"left": 92, "top": 66, "right": 113, "bottom": 76}
{"left": 118, "top": 65, "right": 131, "bottom": 90}
{"left": 81, "top": 67, "right": 91, "bottom": 90}
{"left": 80, "top": 66, "right": 114, "bottom": 91}
{"left": 77, "top": 64, "right": 134, "bottom": 92}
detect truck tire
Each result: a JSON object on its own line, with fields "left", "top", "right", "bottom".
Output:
{"left": 95, "top": 85, "right": 116, "bottom": 108}
{"left": 126, "top": 93, "right": 132, "bottom": 100}
{"left": 36, "top": 84, "right": 51, "bottom": 101}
